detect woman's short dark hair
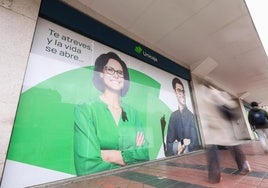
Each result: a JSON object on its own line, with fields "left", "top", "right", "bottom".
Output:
{"left": 172, "top": 77, "right": 184, "bottom": 90}
{"left": 92, "top": 52, "right": 130, "bottom": 96}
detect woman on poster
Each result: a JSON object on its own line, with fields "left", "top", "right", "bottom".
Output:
{"left": 73, "top": 52, "right": 149, "bottom": 176}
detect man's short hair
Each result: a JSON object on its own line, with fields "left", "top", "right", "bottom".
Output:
{"left": 172, "top": 77, "right": 184, "bottom": 90}
{"left": 251, "top": 101, "right": 258, "bottom": 107}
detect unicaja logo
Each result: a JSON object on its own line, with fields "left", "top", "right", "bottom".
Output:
{"left": 134, "top": 45, "right": 158, "bottom": 63}
{"left": 135, "top": 46, "right": 143, "bottom": 54}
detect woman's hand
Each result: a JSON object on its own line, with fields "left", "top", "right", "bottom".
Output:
{"left": 136, "top": 131, "right": 145, "bottom": 146}
{"left": 101, "top": 132, "right": 145, "bottom": 165}
{"left": 101, "top": 150, "right": 125, "bottom": 166}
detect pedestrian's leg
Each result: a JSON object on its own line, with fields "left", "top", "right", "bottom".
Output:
{"left": 206, "top": 145, "right": 221, "bottom": 183}
{"left": 262, "top": 128, "right": 268, "bottom": 153}
{"left": 229, "top": 145, "right": 251, "bottom": 175}
{"left": 256, "top": 129, "right": 268, "bottom": 153}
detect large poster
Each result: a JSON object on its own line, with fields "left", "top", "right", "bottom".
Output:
{"left": 1, "top": 18, "right": 200, "bottom": 187}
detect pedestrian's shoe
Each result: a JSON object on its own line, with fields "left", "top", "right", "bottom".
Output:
{"left": 208, "top": 167, "right": 221, "bottom": 184}
{"left": 209, "top": 176, "right": 222, "bottom": 184}
{"left": 208, "top": 173, "right": 221, "bottom": 184}
{"left": 239, "top": 160, "right": 251, "bottom": 175}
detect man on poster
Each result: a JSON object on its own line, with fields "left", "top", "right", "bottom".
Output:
{"left": 166, "top": 77, "right": 199, "bottom": 156}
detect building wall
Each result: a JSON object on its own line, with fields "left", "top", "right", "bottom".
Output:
{"left": 0, "top": 0, "right": 254, "bottom": 184}
{"left": 0, "top": 0, "right": 41, "bottom": 178}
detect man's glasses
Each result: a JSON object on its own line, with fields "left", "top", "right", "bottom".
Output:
{"left": 104, "top": 66, "right": 124, "bottom": 78}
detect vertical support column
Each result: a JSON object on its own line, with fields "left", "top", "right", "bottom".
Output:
{"left": 0, "top": 0, "right": 41, "bottom": 180}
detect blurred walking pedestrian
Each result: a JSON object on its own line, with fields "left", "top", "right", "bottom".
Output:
{"left": 198, "top": 84, "right": 251, "bottom": 183}
{"left": 248, "top": 101, "right": 268, "bottom": 153}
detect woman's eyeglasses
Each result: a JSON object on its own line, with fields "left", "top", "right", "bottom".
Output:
{"left": 104, "top": 66, "right": 124, "bottom": 78}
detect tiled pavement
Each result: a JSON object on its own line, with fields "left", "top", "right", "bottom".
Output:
{"left": 34, "top": 141, "right": 268, "bottom": 188}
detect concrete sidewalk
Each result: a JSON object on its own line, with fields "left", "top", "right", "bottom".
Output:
{"left": 34, "top": 141, "right": 268, "bottom": 188}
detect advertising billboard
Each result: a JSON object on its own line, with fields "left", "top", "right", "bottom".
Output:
{"left": 1, "top": 17, "right": 200, "bottom": 187}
